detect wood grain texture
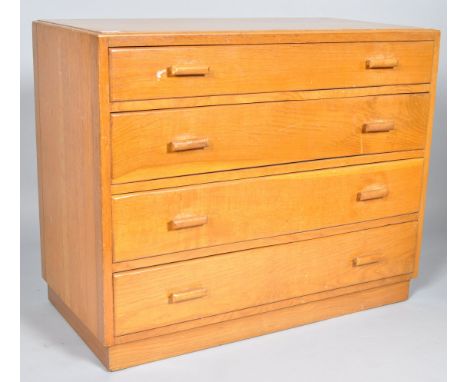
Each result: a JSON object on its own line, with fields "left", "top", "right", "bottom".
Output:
{"left": 112, "top": 159, "right": 423, "bottom": 261}
{"left": 109, "top": 42, "right": 433, "bottom": 101}
{"left": 33, "top": 22, "right": 105, "bottom": 342}
{"left": 113, "top": 222, "right": 416, "bottom": 335}
{"left": 112, "top": 213, "right": 418, "bottom": 272}
{"left": 111, "top": 93, "right": 429, "bottom": 183}
{"left": 39, "top": 18, "right": 433, "bottom": 34}
{"left": 110, "top": 84, "right": 431, "bottom": 112}
{"left": 168, "top": 215, "right": 208, "bottom": 230}
{"left": 108, "top": 281, "right": 410, "bottom": 370}
{"left": 108, "top": 31, "right": 437, "bottom": 48}
{"left": 357, "top": 184, "right": 389, "bottom": 201}
{"left": 115, "top": 273, "right": 411, "bottom": 344}
{"left": 37, "top": 19, "right": 438, "bottom": 49}
{"left": 111, "top": 150, "right": 424, "bottom": 195}
{"left": 96, "top": 37, "right": 115, "bottom": 346}
{"left": 354, "top": 253, "right": 383, "bottom": 266}
{"left": 169, "top": 288, "right": 208, "bottom": 304}
{"left": 366, "top": 57, "right": 399, "bottom": 69}
{"left": 413, "top": 32, "right": 441, "bottom": 277}
{"left": 362, "top": 120, "right": 395, "bottom": 133}
{"left": 168, "top": 65, "right": 210, "bottom": 76}
{"left": 32, "top": 23, "right": 47, "bottom": 279}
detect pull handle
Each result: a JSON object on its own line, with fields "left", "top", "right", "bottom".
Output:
{"left": 366, "top": 57, "right": 399, "bottom": 69}
{"left": 168, "top": 65, "right": 210, "bottom": 76}
{"left": 357, "top": 184, "right": 388, "bottom": 201}
{"left": 169, "top": 288, "right": 207, "bottom": 304}
{"left": 169, "top": 138, "right": 209, "bottom": 152}
{"left": 353, "top": 254, "right": 383, "bottom": 267}
{"left": 169, "top": 215, "right": 208, "bottom": 231}
{"left": 362, "top": 121, "right": 395, "bottom": 133}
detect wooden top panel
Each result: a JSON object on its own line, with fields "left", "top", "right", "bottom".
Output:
{"left": 33, "top": 18, "right": 439, "bottom": 47}
{"left": 36, "top": 18, "right": 438, "bottom": 46}
{"left": 40, "top": 18, "right": 422, "bottom": 34}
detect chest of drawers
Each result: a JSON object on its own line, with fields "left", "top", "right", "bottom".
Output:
{"left": 33, "top": 18, "right": 440, "bottom": 371}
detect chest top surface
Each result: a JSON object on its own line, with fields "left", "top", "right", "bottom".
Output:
{"left": 39, "top": 18, "right": 423, "bottom": 34}
{"left": 36, "top": 18, "right": 438, "bottom": 47}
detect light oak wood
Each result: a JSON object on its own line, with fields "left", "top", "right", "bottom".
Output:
{"left": 112, "top": 159, "right": 423, "bottom": 261}
{"left": 111, "top": 150, "right": 425, "bottom": 195}
{"left": 40, "top": 18, "right": 433, "bottom": 35}
{"left": 169, "top": 137, "right": 209, "bottom": 152}
{"left": 357, "top": 184, "right": 389, "bottom": 201}
{"left": 169, "top": 288, "right": 208, "bottom": 304}
{"left": 32, "top": 22, "right": 46, "bottom": 279}
{"left": 366, "top": 57, "right": 399, "bottom": 69}
{"left": 39, "top": 19, "right": 438, "bottom": 49}
{"left": 111, "top": 93, "right": 429, "bottom": 183}
{"left": 362, "top": 121, "right": 395, "bottom": 133}
{"left": 49, "top": 277, "right": 409, "bottom": 370}
{"left": 168, "top": 65, "right": 210, "bottom": 76}
{"left": 112, "top": 213, "right": 418, "bottom": 272}
{"left": 96, "top": 31, "right": 115, "bottom": 346}
{"left": 33, "top": 22, "right": 108, "bottom": 344}
{"left": 115, "top": 273, "right": 411, "bottom": 344}
{"left": 168, "top": 215, "right": 208, "bottom": 230}
{"left": 113, "top": 222, "right": 416, "bottom": 335}
{"left": 413, "top": 32, "right": 441, "bottom": 276}
{"left": 353, "top": 254, "right": 383, "bottom": 266}
{"left": 110, "top": 83, "right": 431, "bottom": 112}
{"left": 33, "top": 19, "right": 439, "bottom": 370}
{"left": 108, "top": 281, "right": 410, "bottom": 370}
{"left": 108, "top": 31, "right": 436, "bottom": 48}
{"left": 109, "top": 41, "right": 433, "bottom": 101}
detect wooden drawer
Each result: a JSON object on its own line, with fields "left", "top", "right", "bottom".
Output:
{"left": 113, "top": 221, "right": 417, "bottom": 335}
{"left": 112, "top": 159, "right": 423, "bottom": 262}
{"left": 109, "top": 41, "right": 433, "bottom": 101}
{"left": 111, "top": 93, "right": 429, "bottom": 183}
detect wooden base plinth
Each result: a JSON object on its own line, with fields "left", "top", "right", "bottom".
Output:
{"left": 48, "top": 280, "right": 409, "bottom": 371}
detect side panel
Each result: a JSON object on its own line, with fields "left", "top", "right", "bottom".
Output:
{"left": 33, "top": 22, "right": 105, "bottom": 342}
{"left": 413, "top": 32, "right": 441, "bottom": 276}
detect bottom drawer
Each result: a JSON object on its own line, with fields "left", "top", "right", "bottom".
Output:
{"left": 113, "top": 221, "right": 417, "bottom": 336}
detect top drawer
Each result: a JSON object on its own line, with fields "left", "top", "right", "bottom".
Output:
{"left": 109, "top": 41, "right": 434, "bottom": 101}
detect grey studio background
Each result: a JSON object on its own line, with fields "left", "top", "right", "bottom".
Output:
{"left": 20, "top": 1, "right": 447, "bottom": 381}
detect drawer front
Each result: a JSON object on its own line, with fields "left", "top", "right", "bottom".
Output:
{"left": 113, "top": 222, "right": 417, "bottom": 335}
{"left": 111, "top": 93, "right": 429, "bottom": 183}
{"left": 112, "top": 159, "right": 423, "bottom": 261}
{"left": 109, "top": 42, "right": 433, "bottom": 101}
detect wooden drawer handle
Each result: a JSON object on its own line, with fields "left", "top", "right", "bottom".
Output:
{"left": 169, "top": 138, "right": 209, "bottom": 152}
{"left": 168, "top": 65, "right": 210, "bottom": 76}
{"left": 366, "top": 57, "right": 399, "bottom": 69}
{"left": 353, "top": 254, "right": 382, "bottom": 267}
{"left": 169, "top": 215, "right": 208, "bottom": 230}
{"left": 357, "top": 185, "right": 388, "bottom": 201}
{"left": 362, "top": 121, "right": 395, "bottom": 133}
{"left": 169, "top": 288, "right": 207, "bottom": 304}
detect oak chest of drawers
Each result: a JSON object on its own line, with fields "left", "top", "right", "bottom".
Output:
{"left": 33, "top": 18, "right": 440, "bottom": 370}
